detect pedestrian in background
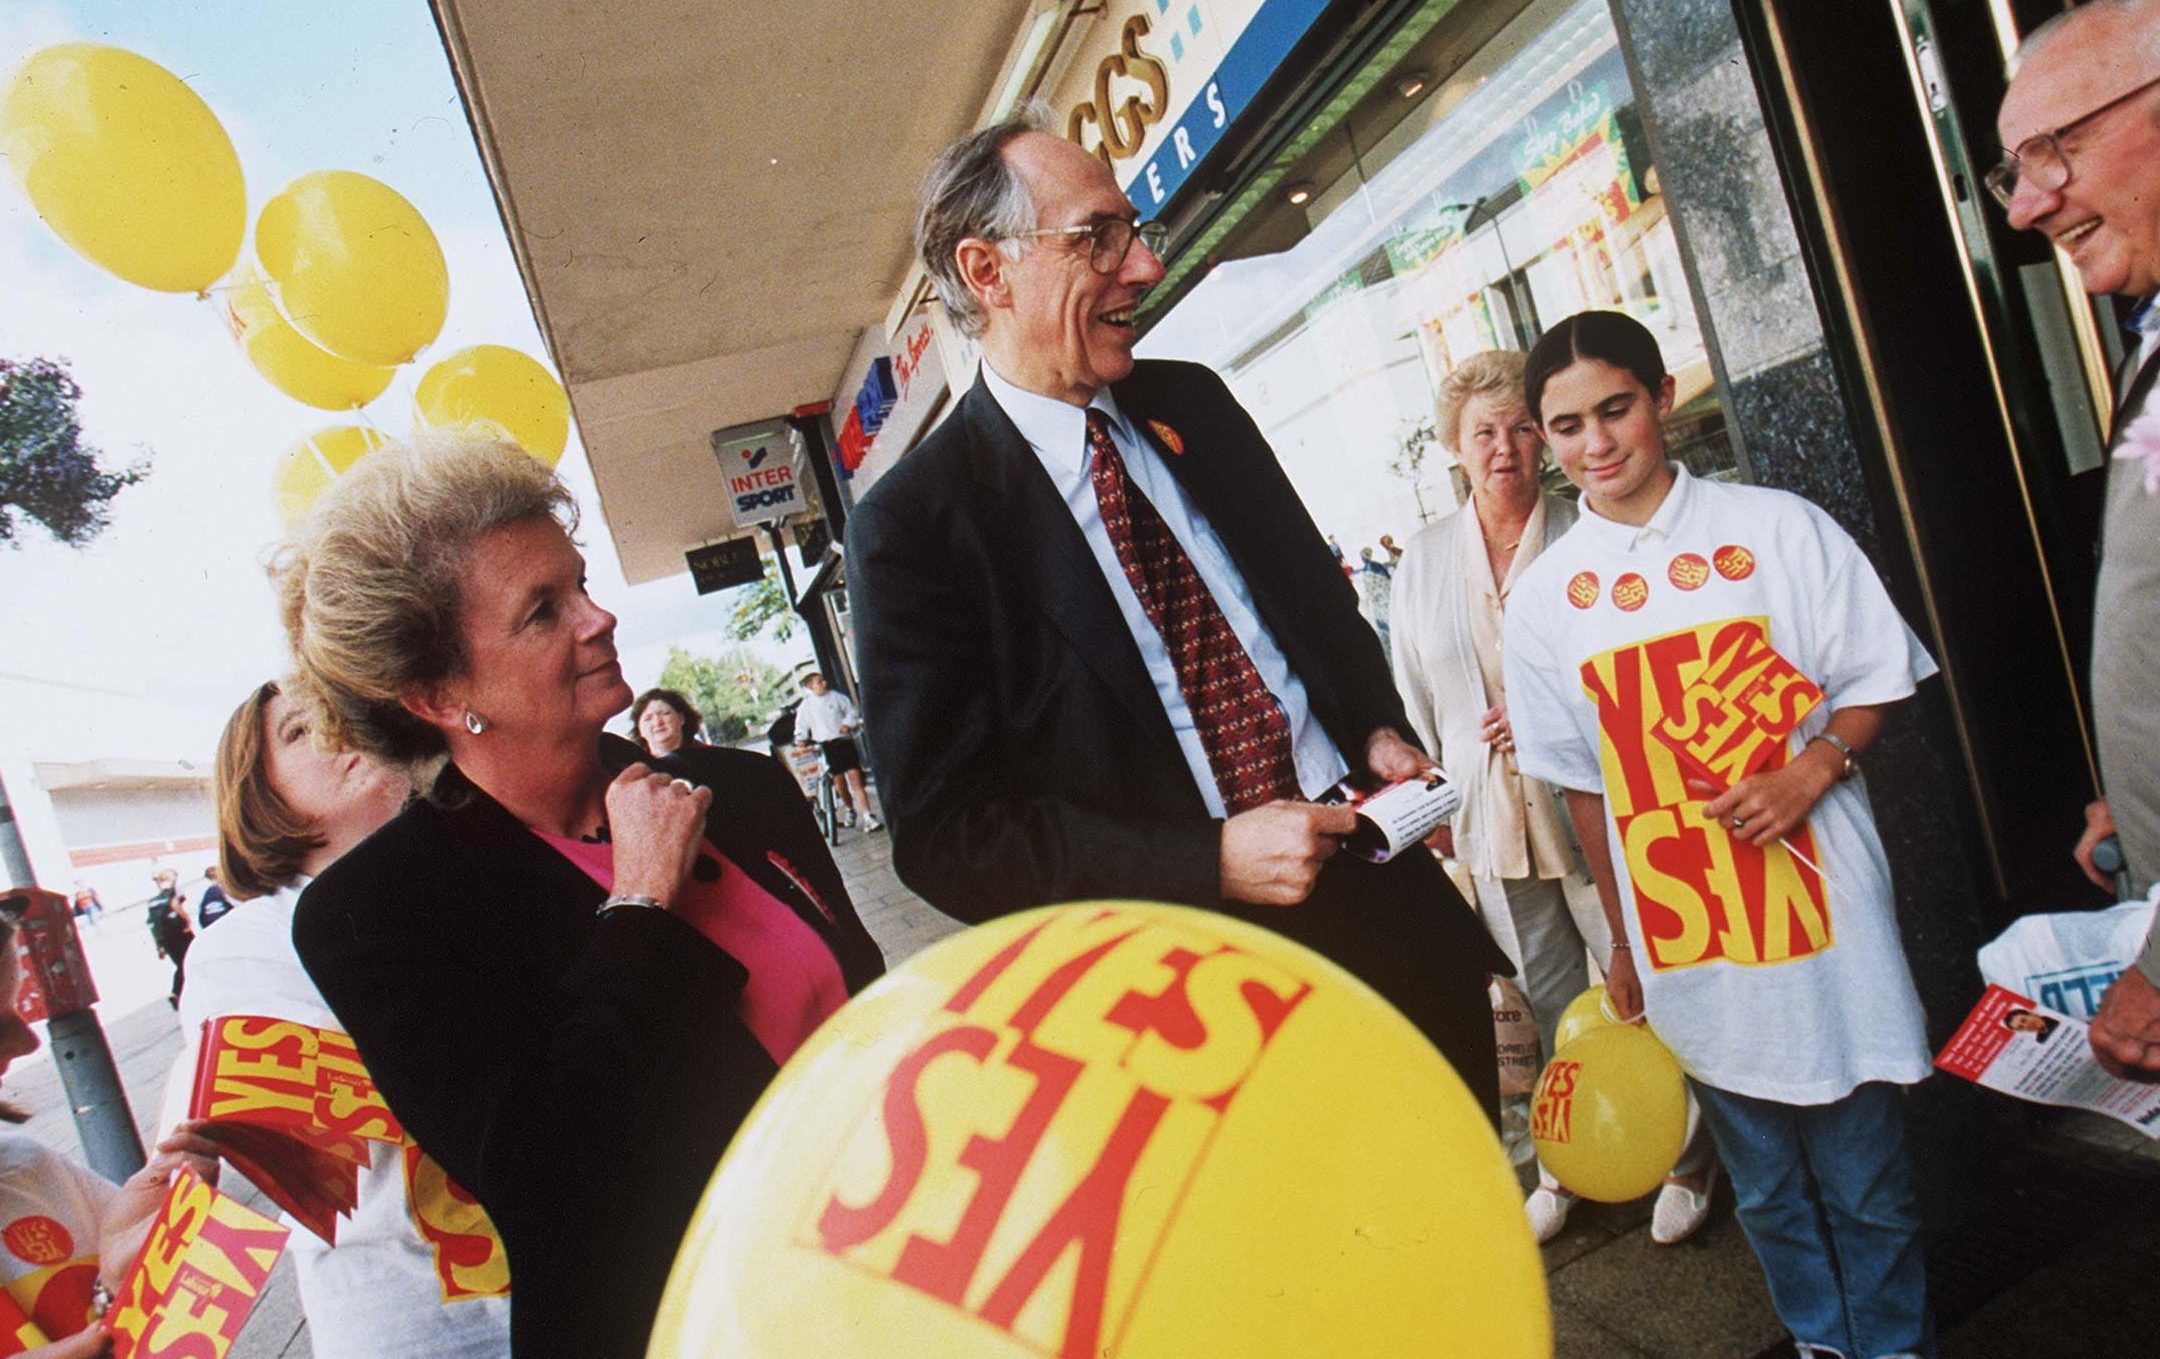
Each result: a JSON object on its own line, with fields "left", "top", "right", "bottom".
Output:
{"left": 794, "top": 672, "right": 881, "bottom": 832}
{"left": 144, "top": 867, "right": 192, "bottom": 1008}
{"left": 630, "top": 687, "right": 706, "bottom": 759}
{"left": 193, "top": 865, "right": 234, "bottom": 931}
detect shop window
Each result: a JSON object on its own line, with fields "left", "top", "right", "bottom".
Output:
{"left": 1140, "top": 0, "right": 1739, "bottom": 555}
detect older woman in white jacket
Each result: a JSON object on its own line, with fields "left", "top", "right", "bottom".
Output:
{"left": 1393, "top": 352, "right": 1712, "bottom": 1246}
{"left": 1393, "top": 351, "right": 1607, "bottom": 1047}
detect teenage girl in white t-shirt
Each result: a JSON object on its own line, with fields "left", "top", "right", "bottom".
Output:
{"left": 1507, "top": 311, "right": 1937, "bottom": 1359}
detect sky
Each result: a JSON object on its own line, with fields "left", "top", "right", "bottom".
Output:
{"left": 0, "top": 1, "right": 804, "bottom": 763}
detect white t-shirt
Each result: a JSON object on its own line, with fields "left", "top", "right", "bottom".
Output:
{"left": 0, "top": 1136, "right": 113, "bottom": 1342}
{"left": 164, "top": 884, "right": 511, "bottom": 1358}
{"left": 1504, "top": 466, "right": 1936, "bottom": 1103}
{"left": 795, "top": 689, "right": 859, "bottom": 744}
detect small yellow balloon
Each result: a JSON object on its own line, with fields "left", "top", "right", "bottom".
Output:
{"left": 222, "top": 265, "right": 396, "bottom": 411}
{"left": 272, "top": 425, "right": 386, "bottom": 530}
{"left": 0, "top": 44, "right": 245, "bottom": 292}
{"left": 255, "top": 170, "right": 448, "bottom": 366}
{"left": 1530, "top": 1023, "right": 1688, "bottom": 1204}
{"left": 1551, "top": 984, "right": 1619, "bottom": 1055}
{"left": 413, "top": 344, "right": 570, "bottom": 466}
{"left": 650, "top": 902, "right": 1550, "bottom": 1359}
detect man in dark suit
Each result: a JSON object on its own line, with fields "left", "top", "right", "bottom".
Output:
{"left": 847, "top": 107, "right": 1509, "bottom": 1115}
{"left": 1995, "top": 0, "right": 2160, "bottom": 1079}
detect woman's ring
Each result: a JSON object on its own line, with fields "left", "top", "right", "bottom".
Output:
{"left": 669, "top": 777, "right": 695, "bottom": 794}
{"left": 1732, "top": 815, "right": 1747, "bottom": 830}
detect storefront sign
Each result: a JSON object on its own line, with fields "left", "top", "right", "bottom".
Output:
{"left": 855, "top": 356, "right": 896, "bottom": 435}
{"left": 871, "top": 313, "right": 950, "bottom": 461}
{"left": 1056, "top": 0, "right": 1331, "bottom": 213}
{"left": 711, "top": 418, "right": 805, "bottom": 527}
{"left": 1067, "top": 14, "right": 1171, "bottom": 168}
{"left": 836, "top": 404, "right": 868, "bottom": 478}
{"left": 686, "top": 538, "right": 765, "bottom": 595}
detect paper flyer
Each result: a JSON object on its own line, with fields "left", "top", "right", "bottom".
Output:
{"left": 1934, "top": 984, "right": 2160, "bottom": 1138}
{"left": 188, "top": 1016, "right": 402, "bottom": 1243}
{"left": 1323, "top": 770, "right": 1462, "bottom": 863}
{"left": 107, "top": 1170, "right": 289, "bottom": 1359}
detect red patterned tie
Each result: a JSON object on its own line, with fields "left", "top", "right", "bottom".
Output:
{"left": 1086, "top": 409, "right": 1302, "bottom": 813}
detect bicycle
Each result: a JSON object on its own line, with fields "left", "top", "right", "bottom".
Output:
{"left": 787, "top": 743, "right": 843, "bottom": 847}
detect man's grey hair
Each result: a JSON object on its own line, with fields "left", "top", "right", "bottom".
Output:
{"left": 2018, "top": 0, "right": 2160, "bottom": 71}
{"left": 916, "top": 100, "right": 1054, "bottom": 339}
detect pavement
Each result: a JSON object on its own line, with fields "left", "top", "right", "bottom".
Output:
{"left": 8, "top": 828, "right": 2158, "bottom": 1356}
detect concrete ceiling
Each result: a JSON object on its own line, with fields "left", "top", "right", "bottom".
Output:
{"left": 434, "top": 0, "right": 1041, "bottom": 582}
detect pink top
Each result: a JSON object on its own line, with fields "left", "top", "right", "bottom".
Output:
{"left": 531, "top": 829, "right": 848, "bottom": 1065}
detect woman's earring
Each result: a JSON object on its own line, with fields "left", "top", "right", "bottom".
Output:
{"left": 463, "top": 710, "right": 489, "bottom": 735}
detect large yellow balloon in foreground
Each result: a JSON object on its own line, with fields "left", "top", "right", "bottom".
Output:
{"left": 0, "top": 44, "right": 245, "bottom": 292}
{"left": 1530, "top": 1023, "right": 1687, "bottom": 1203}
{"left": 272, "top": 425, "right": 386, "bottom": 530}
{"left": 649, "top": 902, "right": 1549, "bottom": 1359}
{"left": 255, "top": 170, "right": 448, "bottom": 366}
{"left": 414, "top": 345, "right": 570, "bottom": 466}
{"left": 222, "top": 266, "right": 397, "bottom": 411}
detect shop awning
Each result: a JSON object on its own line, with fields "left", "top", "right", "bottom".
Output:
{"left": 432, "top": 0, "right": 1038, "bottom": 583}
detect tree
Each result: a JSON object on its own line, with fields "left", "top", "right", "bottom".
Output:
{"left": 727, "top": 556, "right": 796, "bottom": 644}
{"left": 1388, "top": 415, "right": 1444, "bottom": 524}
{"left": 656, "top": 644, "right": 795, "bottom": 745}
{"left": 0, "top": 357, "right": 147, "bottom": 547}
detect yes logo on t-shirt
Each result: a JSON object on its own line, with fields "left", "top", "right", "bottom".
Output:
{"left": 1579, "top": 617, "right": 1832, "bottom": 973}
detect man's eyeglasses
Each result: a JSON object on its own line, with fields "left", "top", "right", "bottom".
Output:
{"left": 1006, "top": 219, "right": 1170, "bottom": 273}
{"left": 1985, "top": 73, "right": 2160, "bottom": 210}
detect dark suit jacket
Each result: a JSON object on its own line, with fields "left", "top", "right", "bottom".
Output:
{"left": 847, "top": 360, "right": 1507, "bottom": 1058}
{"left": 294, "top": 737, "right": 883, "bottom": 1359}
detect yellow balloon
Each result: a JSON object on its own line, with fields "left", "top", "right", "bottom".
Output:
{"left": 255, "top": 170, "right": 448, "bottom": 366}
{"left": 222, "top": 265, "right": 396, "bottom": 411}
{"left": 413, "top": 344, "right": 570, "bottom": 466}
{"left": 0, "top": 44, "right": 245, "bottom": 292}
{"left": 1530, "top": 1024, "right": 1688, "bottom": 1204}
{"left": 1551, "top": 984, "right": 1620, "bottom": 1055}
{"left": 272, "top": 425, "right": 386, "bottom": 530}
{"left": 650, "top": 902, "right": 1550, "bottom": 1359}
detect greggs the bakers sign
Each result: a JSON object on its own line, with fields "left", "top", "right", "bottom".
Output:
{"left": 1581, "top": 616, "right": 1832, "bottom": 972}
{"left": 809, "top": 908, "right": 1312, "bottom": 1359}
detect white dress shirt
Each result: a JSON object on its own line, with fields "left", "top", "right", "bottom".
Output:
{"left": 981, "top": 362, "right": 1348, "bottom": 818}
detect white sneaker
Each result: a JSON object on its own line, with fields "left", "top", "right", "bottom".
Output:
{"left": 1650, "top": 1163, "right": 1719, "bottom": 1245}
{"left": 864, "top": 815, "right": 886, "bottom": 832}
{"left": 1524, "top": 1184, "right": 1576, "bottom": 1244}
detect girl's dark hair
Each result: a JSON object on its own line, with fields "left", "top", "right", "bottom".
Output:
{"left": 1522, "top": 310, "right": 1669, "bottom": 423}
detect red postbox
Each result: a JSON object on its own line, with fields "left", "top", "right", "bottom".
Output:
{"left": 1, "top": 887, "right": 99, "bottom": 1022}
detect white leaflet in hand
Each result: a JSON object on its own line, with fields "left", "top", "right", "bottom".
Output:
{"left": 1338, "top": 772, "right": 1462, "bottom": 863}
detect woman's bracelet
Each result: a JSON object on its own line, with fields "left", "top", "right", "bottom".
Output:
{"left": 1610, "top": 941, "right": 1631, "bottom": 951}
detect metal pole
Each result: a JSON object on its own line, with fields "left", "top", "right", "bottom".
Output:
{"left": 767, "top": 524, "right": 799, "bottom": 606}
{"left": 46, "top": 1011, "right": 144, "bottom": 1181}
{"left": 0, "top": 790, "right": 146, "bottom": 1180}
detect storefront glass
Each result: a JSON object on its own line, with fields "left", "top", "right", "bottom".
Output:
{"left": 1139, "top": 0, "right": 1738, "bottom": 558}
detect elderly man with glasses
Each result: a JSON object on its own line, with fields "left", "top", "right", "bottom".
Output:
{"left": 1995, "top": 0, "right": 2160, "bottom": 1080}
{"left": 846, "top": 103, "right": 1511, "bottom": 1113}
